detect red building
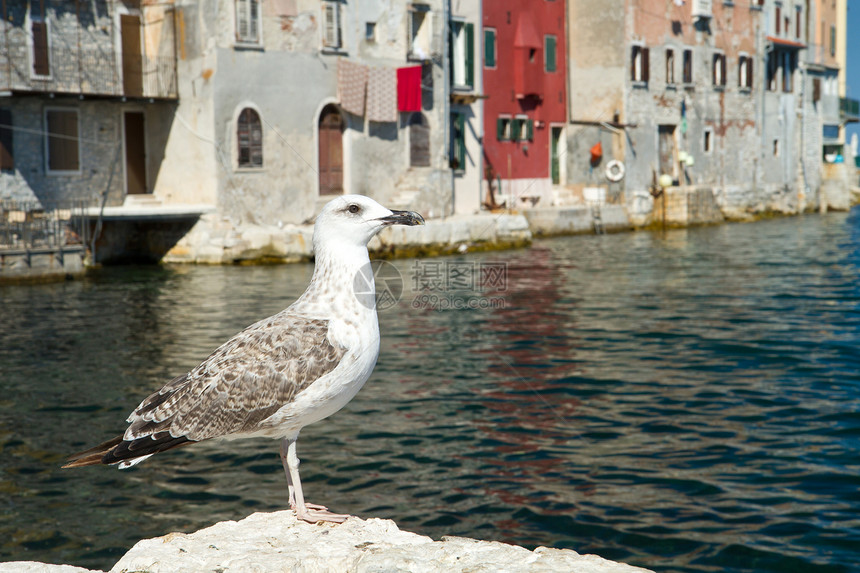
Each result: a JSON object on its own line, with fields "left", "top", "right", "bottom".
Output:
{"left": 482, "top": 0, "right": 567, "bottom": 206}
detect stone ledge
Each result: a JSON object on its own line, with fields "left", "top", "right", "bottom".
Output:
{"left": 164, "top": 213, "right": 533, "bottom": 264}
{"left": 0, "top": 511, "right": 653, "bottom": 573}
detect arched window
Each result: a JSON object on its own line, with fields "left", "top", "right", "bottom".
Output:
{"left": 408, "top": 113, "right": 430, "bottom": 167}
{"left": 237, "top": 108, "right": 263, "bottom": 168}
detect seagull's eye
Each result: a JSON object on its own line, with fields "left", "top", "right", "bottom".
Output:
{"left": 347, "top": 204, "right": 360, "bottom": 214}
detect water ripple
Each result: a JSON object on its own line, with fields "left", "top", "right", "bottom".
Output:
{"left": 1, "top": 211, "right": 859, "bottom": 572}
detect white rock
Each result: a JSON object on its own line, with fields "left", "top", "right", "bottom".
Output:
{"left": 0, "top": 563, "right": 101, "bottom": 573}
{"left": 108, "top": 511, "right": 652, "bottom": 573}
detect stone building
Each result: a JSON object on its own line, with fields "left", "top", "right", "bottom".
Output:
{"left": 564, "top": 0, "right": 853, "bottom": 226}
{"left": 2, "top": 1, "right": 476, "bottom": 263}
{"left": 448, "top": 0, "right": 483, "bottom": 215}
{"left": 0, "top": 0, "right": 178, "bottom": 207}
{"left": 481, "top": 0, "right": 567, "bottom": 209}
{"left": 162, "top": 0, "right": 455, "bottom": 231}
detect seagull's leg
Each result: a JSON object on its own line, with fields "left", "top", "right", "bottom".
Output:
{"left": 279, "top": 438, "right": 298, "bottom": 509}
{"left": 281, "top": 438, "right": 350, "bottom": 524}
{"left": 280, "top": 437, "right": 328, "bottom": 512}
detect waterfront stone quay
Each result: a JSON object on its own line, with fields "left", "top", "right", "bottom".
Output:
{"left": 2, "top": 186, "right": 859, "bottom": 282}
{"left": 0, "top": 511, "right": 652, "bottom": 573}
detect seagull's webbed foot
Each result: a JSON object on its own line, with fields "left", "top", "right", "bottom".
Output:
{"left": 296, "top": 505, "right": 351, "bottom": 524}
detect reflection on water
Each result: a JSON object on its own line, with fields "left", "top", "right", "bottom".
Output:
{"left": 2, "top": 211, "right": 859, "bottom": 573}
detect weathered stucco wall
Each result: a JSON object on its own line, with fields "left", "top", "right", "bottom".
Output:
{"left": 162, "top": 0, "right": 452, "bottom": 229}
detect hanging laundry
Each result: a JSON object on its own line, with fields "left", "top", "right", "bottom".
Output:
{"left": 397, "top": 66, "right": 422, "bottom": 113}
{"left": 367, "top": 66, "right": 397, "bottom": 122}
{"left": 338, "top": 59, "right": 368, "bottom": 117}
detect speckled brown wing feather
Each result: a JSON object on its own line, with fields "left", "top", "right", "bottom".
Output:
{"left": 124, "top": 313, "right": 346, "bottom": 443}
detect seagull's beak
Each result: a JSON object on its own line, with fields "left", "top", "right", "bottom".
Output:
{"left": 377, "top": 209, "right": 425, "bottom": 227}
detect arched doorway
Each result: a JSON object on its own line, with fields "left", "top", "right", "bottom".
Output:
{"left": 318, "top": 105, "right": 344, "bottom": 195}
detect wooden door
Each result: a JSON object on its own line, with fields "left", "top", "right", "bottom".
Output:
{"left": 124, "top": 112, "right": 147, "bottom": 195}
{"left": 658, "top": 124, "right": 676, "bottom": 178}
{"left": 318, "top": 107, "right": 344, "bottom": 195}
{"left": 121, "top": 15, "right": 143, "bottom": 97}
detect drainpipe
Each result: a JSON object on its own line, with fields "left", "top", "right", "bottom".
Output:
{"left": 759, "top": 22, "right": 769, "bottom": 194}
{"left": 442, "top": 0, "right": 452, "bottom": 217}
{"left": 799, "top": 60, "right": 810, "bottom": 208}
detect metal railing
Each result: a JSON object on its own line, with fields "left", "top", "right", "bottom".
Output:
{"left": 0, "top": 45, "right": 177, "bottom": 100}
{"left": 0, "top": 199, "right": 94, "bottom": 252}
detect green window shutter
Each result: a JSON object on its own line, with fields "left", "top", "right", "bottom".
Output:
{"left": 464, "top": 23, "right": 474, "bottom": 87}
{"left": 497, "top": 117, "right": 504, "bottom": 140}
{"left": 458, "top": 113, "right": 466, "bottom": 167}
{"left": 545, "top": 35, "right": 556, "bottom": 72}
{"left": 526, "top": 119, "right": 534, "bottom": 141}
{"left": 451, "top": 112, "right": 466, "bottom": 169}
{"left": 448, "top": 24, "right": 455, "bottom": 85}
{"left": 484, "top": 28, "right": 496, "bottom": 68}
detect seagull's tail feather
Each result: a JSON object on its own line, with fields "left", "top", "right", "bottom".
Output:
{"left": 62, "top": 435, "right": 123, "bottom": 468}
{"left": 62, "top": 432, "right": 193, "bottom": 469}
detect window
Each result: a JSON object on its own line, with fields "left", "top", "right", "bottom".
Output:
{"left": 408, "top": 113, "right": 430, "bottom": 167}
{"left": 497, "top": 116, "right": 512, "bottom": 141}
{"left": 45, "top": 109, "right": 79, "bottom": 173}
{"left": 365, "top": 22, "right": 376, "bottom": 43}
{"left": 237, "top": 108, "right": 263, "bottom": 168}
{"left": 683, "top": 49, "right": 693, "bottom": 84}
{"left": 484, "top": 28, "right": 496, "bottom": 68}
{"left": 0, "top": 109, "right": 12, "bottom": 171}
{"left": 812, "top": 77, "right": 821, "bottom": 103}
{"left": 30, "top": 0, "right": 49, "bottom": 77}
{"left": 712, "top": 52, "right": 726, "bottom": 87}
{"left": 795, "top": 6, "right": 802, "bottom": 39}
{"left": 322, "top": 1, "right": 342, "bottom": 50}
{"left": 830, "top": 25, "right": 836, "bottom": 57}
{"left": 235, "top": 0, "right": 261, "bottom": 45}
{"left": 704, "top": 128, "right": 713, "bottom": 153}
{"left": 775, "top": 5, "right": 781, "bottom": 35}
{"left": 450, "top": 112, "right": 465, "bottom": 170}
{"left": 631, "top": 44, "right": 649, "bottom": 83}
{"left": 666, "top": 48, "right": 675, "bottom": 84}
{"left": 512, "top": 116, "right": 533, "bottom": 141}
{"left": 738, "top": 54, "right": 753, "bottom": 89}
{"left": 450, "top": 20, "right": 474, "bottom": 89}
{"left": 409, "top": 5, "right": 432, "bottom": 60}
{"left": 773, "top": 138, "right": 779, "bottom": 157}
{"left": 544, "top": 35, "right": 557, "bottom": 72}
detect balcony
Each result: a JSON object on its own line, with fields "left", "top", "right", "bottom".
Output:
{"left": 0, "top": 45, "right": 177, "bottom": 100}
{"left": 841, "top": 98, "right": 859, "bottom": 123}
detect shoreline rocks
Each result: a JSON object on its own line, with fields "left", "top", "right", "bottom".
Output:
{"left": 0, "top": 511, "right": 653, "bottom": 573}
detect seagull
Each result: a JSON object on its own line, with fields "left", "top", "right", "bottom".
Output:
{"left": 63, "top": 195, "right": 425, "bottom": 524}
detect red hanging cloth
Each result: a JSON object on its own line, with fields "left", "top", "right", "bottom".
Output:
{"left": 397, "top": 66, "right": 422, "bottom": 113}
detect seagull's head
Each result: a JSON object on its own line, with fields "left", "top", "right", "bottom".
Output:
{"left": 314, "top": 195, "right": 425, "bottom": 250}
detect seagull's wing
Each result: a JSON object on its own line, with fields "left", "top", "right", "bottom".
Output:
{"left": 64, "top": 314, "right": 346, "bottom": 467}
{"left": 128, "top": 314, "right": 346, "bottom": 441}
